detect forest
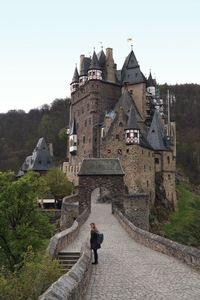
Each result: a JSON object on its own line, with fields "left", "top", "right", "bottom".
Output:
{"left": 0, "top": 84, "right": 200, "bottom": 184}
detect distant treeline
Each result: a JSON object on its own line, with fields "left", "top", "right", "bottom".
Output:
{"left": 160, "top": 84, "right": 200, "bottom": 184}
{"left": 0, "top": 98, "right": 70, "bottom": 172}
{"left": 0, "top": 84, "right": 200, "bottom": 184}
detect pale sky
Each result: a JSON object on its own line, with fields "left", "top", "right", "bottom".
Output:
{"left": 0, "top": 0, "right": 200, "bottom": 113}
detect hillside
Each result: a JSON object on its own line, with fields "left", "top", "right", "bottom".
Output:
{"left": 0, "top": 98, "right": 70, "bottom": 172}
{"left": 160, "top": 84, "right": 200, "bottom": 184}
{"left": 0, "top": 84, "right": 200, "bottom": 183}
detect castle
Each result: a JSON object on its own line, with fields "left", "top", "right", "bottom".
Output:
{"left": 63, "top": 47, "right": 177, "bottom": 209}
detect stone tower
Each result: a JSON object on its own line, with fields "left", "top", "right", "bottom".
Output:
{"left": 63, "top": 46, "right": 176, "bottom": 209}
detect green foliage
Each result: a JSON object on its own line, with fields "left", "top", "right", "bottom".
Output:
{"left": 162, "top": 182, "right": 200, "bottom": 247}
{"left": 0, "top": 248, "right": 64, "bottom": 300}
{"left": 0, "top": 171, "right": 54, "bottom": 271}
{"left": 160, "top": 84, "right": 200, "bottom": 184}
{"left": 45, "top": 168, "right": 73, "bottom": 200}
{"left": 0, "top": 98, "right": 70, "bottom": 172}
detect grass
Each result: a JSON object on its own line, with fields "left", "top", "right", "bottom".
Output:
{"left": 161, "top": 182, "right": 200, "bottom": 247}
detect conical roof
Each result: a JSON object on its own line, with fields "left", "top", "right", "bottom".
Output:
{"left": 80, "top": 57, "right": 91, "bottom": 76}
{"left": 71, "top": 67, "right": 79, "bottom": 83}
{"left": 147, "top": 110, "right": 169, "bottom": 150}
{"left": 122, "top": 50, "right": 139, "bottom": 70}
{"left": 88, "top": 51, "right": 101, "bottom": 70}
{"left": 147, "top": 72, "right": 155, "bottom": 87}
{"left": 97, "top": 50, "right": 106, "bottom": 67}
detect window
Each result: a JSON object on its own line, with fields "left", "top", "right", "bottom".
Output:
{"left": 168, "top": 174, "right": 171, "bottom": 180}
{"left": 107, "top": 149, "right": 111, "bottom": 154}
{"left": 127, "top": 132, "right": 130, "bottom": 138}
{"left": 119, "top": 122, "right": 123, "bottom": 127}
{"left": 87, "top": 103, "right": 89, "bottom": 111}
{"left": 126, "top": 148, "right": 129, "bottom": 153}
{"left": 134, "top": 132, "right": 138, "bottom": 138}
{"left": 155, "top": 158, "right": 159, "bottom": 164}
{"left": 116, "top": 134, "right": 120, "bottom": 140}
{"left": 85, "top": 120, "right": 87, "bottom": 127}
{"left": 147, "top": 180, "right": 149, "bottom": 187}
{"left": 167, "top": 156, "right": 170, "bottom": 164}
{"left": 77, "top": 139, "right": 79, "bottom": 145}
{"left": 83, "top": 136, "right": 85, "bottom": 143}
{"left": 144, "top": 165, "right": 146, "bottom": 171}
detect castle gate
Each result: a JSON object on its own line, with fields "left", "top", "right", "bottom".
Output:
{"left": 78, "top": 158, "right": 125, "bottom": 213}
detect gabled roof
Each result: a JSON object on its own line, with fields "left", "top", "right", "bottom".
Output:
{"left": 121, "top": 50, "right": 146, "bottom": 85}
{"left": 80, "top": 57, "right": 91, "bottom": 76}
{"left": 79, "top": 158, "right": 124, "bottom": 176}
{"left": 71, "top": 67, "right": 79, "bottom": 83}
{"left": 147, "top": 110, "right": 169, "bottom": 150}
{"left": 88, "top": 51, "right": 101, "bottom": 70}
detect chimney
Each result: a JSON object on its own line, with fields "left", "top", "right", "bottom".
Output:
{"left": 106, "top": 48, "right": 116, "bottom": 83}
{"left": 48, "top": 143, "right": 54, "bottom": 157}
{"left": 80, "top": 54, "right": 85, "bottom": 74}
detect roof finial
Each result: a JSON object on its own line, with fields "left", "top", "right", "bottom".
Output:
{"left": 127, "top": 38, "right": 133, "bottom": 50}
{"left": 93, "top": 47, "right": 95, "bottom": 52}
{"left": 100, "top": 41, "right": 103, "bottom": 50}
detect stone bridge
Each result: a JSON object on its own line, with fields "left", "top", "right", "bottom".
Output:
{"left": 60, "top": 193, "right": 200, "bottom": 299}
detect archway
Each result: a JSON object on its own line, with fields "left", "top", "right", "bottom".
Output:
{"left": 78, "top": 158, "right": 125, "bottom": 213}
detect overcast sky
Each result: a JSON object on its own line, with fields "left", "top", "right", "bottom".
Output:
{"left": 0, "top": 0, "right": 199, "bottom": 113}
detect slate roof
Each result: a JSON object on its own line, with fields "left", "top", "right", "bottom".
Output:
{"left": 71, "top": 67, "right": 79, "bottom": 83}
{"left": 88, "top": 51, "right": 101, "bottom": 70}
{"left": 147, "top": 110, "right": 169, "bottom": 150}
{"left": 17, "top": 138, "right": 54, "bottom": 176}
{"left": 126, "top": 104, "right": 140, "bottom": 130}
{"left": 97, "top": 50, "right": 106, "bottom": 67}
{"left": 79, "top": 158, "right": 124, "bottom": 176}
{"left": 147, "top": 72, "right": 156, "bottom": 87}
{"left": 80, "top": 57, "right": 91, "bottom": 76}
{"left": 121, "top": 50, "right": 146, "bottom": 85}
{"left": 114, "top": 89, "right": 143, "bottom": 120}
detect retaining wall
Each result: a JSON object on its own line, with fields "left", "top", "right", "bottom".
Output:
{"left": 115, "top": 209, "right": 200, "bottom": 270}
{"left": 48, "top": 208, "right": 90, "bottom": 259}
{"left": 39, "top": 240, "right": 92, "bottom": 299}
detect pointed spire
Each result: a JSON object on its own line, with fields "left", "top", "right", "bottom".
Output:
{"left": 71, "top": 66, "right": 79, "bottom": 83}
{"left": 147, "top": 110, "right": 169, "bottom": 150}
{"left": 88, "top": 51, "right": 101, "bottom": 70}
{"left": 147, "top": 72, "right": 155, "bottom": 87}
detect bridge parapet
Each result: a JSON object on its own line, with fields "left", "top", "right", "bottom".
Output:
{"left": 115, "top": 209, "right": 200, "bottom": 270}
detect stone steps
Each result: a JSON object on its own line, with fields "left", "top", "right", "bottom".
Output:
{"left": 57, "top": 252, "right": 80, "bottom": 270}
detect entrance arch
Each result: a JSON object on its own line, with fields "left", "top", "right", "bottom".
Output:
{"left": 78, "top": 158, "right": 125, "bottom": 213}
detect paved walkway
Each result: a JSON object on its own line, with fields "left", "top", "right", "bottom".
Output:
{"left": 63, "top": 195, "right": 200, "bottom": 300}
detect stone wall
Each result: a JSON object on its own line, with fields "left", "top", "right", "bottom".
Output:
{"left": 48, "top": 208, "right": 89, "bottom": 259}
{"left": 123, "top": 193, "right": 149, "bottom": 231}
{"left": 79, "top": 174, "right": 125, "bottom": 213}
{"left": 115, "top": 209, "right": 200, "bottom": 269}
{"left": 101, "top": 112, "right": 155, "bottom": 202}
{"left": 39, "top": 240, "right": 92, "bottom": 300}
{"left": 69, "top": 80, "right": 121, "bottom": 165}
{"left": 60, "top": 194, "right": 80, "bottom": 229}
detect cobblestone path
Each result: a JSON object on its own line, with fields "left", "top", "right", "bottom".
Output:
{"left": 63, "top": 196, "right": 200, "bottom": 300}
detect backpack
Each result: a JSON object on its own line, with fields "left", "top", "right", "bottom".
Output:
{"left": 97, "top": 233, "right": 104, "bottom": 244}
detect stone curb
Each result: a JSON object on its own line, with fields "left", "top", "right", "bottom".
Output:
{"left": 114, "top": 208, "right": 200, "bottom": 270}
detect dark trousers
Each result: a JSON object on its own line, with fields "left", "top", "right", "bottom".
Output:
{"left": 93, "top": 249, "right": 98, "bottom": 263}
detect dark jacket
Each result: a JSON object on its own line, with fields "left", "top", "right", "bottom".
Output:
{"left": 90, "top": 229, "right": 101, "bottom": 250}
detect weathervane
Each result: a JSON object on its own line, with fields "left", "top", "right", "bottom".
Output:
{"left": 127, "top": 38, "right": 133, "bottom": 50}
